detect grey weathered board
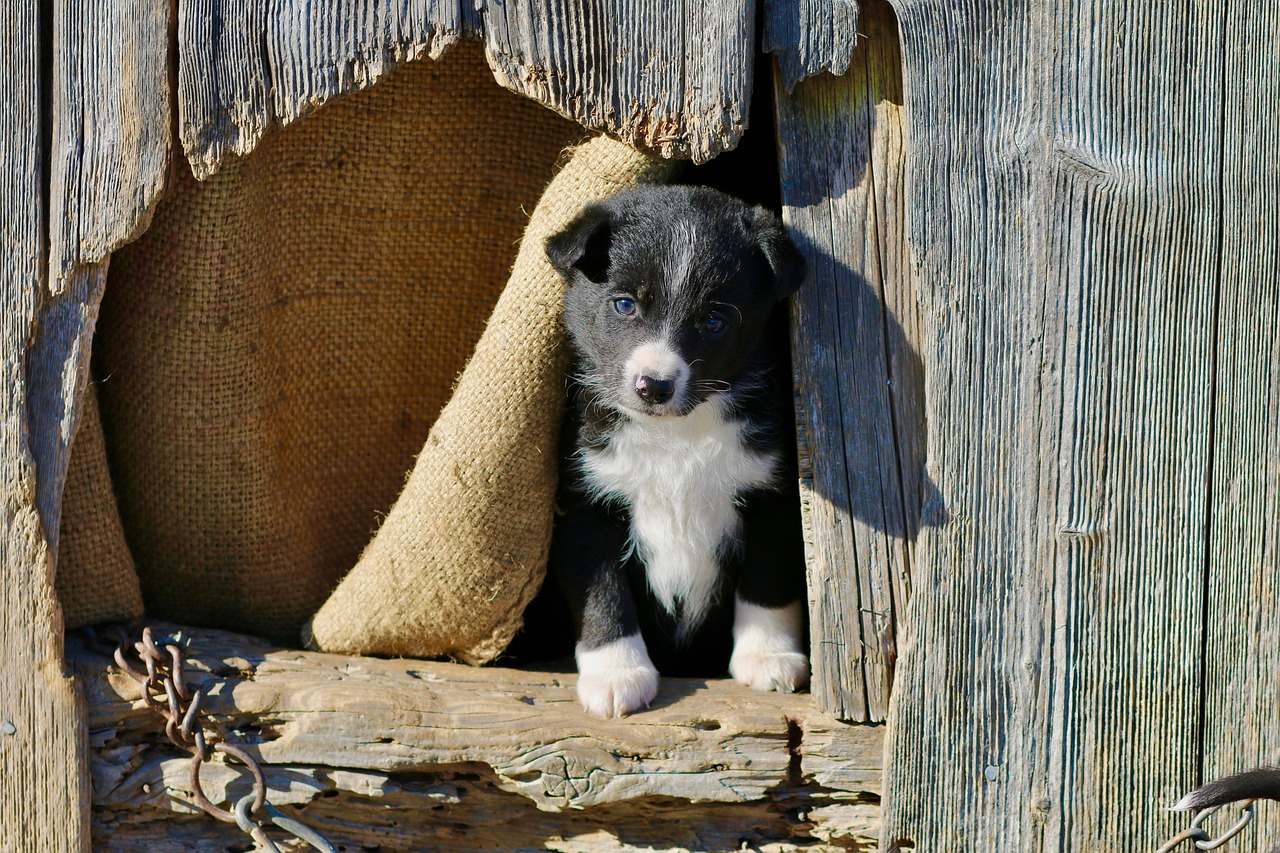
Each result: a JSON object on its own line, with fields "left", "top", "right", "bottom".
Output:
{"left": 479, "top": 0, "right": 753, "bottom": 162}
{"left": 71, "top": 625, "right": 883, "bottom": 851}
{"left": 1200, "top": 4, "right": 1280, "bottom": 847}
{"left": 178, "top": 0, "right": 465, "bottom": 179}
{"left": 879, "top": 1, "right": 1276, "bottom": 851}
{"left": 48, "top": 0, "right": 169, "bottom": 286}
{"left": 764, "top": 0, "right": 862, "bottom": 93}
{"left": 775, "top": 0, "right": 920, "bottom": 723}
{"left": 0, "top": 4, "right": 91, "bottom": 852}
{"left": 177, "top": 0, "right": 753, "bottom": 179}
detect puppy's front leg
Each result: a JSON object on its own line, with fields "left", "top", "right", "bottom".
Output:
{"left": 729, "top": 487, "right": 810, "bottom": 693}
{"left": 552, "top": 498, "right": 659, "bottom": 718}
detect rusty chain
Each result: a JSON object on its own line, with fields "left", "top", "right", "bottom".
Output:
{"left": 1157, "top": 800, "right": 1257, "bottom": 853}
{"left": 92, "top": 624, "right": 337, "bottom": 852}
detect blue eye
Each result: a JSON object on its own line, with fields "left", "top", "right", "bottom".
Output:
{"left": 613, "top": 297, "right": 637, "bottom": 316}
{"left": 700, "top": 314, "right": 727, "bottom": 335}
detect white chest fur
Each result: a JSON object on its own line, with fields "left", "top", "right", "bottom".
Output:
{"left": 580, "top": 399, "right": 779, "bottom": 637}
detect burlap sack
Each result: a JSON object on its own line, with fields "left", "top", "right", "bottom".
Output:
{"left": 90, "top": 43, "right": 588, "bottom": 645}
{"left": 307, "top": 135, "right": 676, "bottom": 662}
{"left": 55, "top": 381, "right": 144, "bottom": 628}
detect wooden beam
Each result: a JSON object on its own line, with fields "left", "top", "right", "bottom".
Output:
{"left": 0, "top": 3, "right": 91, "bottom": 850}
{"left": 72, "top": 625, "right": 882, "bottom": 849}
{"left": 1201, "top": 6, "right": 1280, "bottom": 848}
{"left": 775, "top": 0, "right": 919, "bottom": 723}
{"left": 882, "top": 1, "right": 1228, "bottom": 849}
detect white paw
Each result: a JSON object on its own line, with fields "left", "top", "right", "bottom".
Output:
{"left": 729, "top": 598, "right": 809, "bottom": 693}
{"left": 730, "top": 648, "right": 810, "bottom": 692}
{"left": 575, "top": 635, "right": 660, "bottom": 718}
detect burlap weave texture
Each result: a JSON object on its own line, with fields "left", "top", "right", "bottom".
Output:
{"left": 56, "top": 381, "right": 145, "bottom": 628}
{"left": 88, "top": 43, "right": 593, "bottom": 646}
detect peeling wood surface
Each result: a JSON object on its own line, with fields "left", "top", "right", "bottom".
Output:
{"left": 882, "top": 2, "right": 1242, "bottom": 850}
{"left": 178, "top": 0, "right": 465, "bottom": 179}
{"left": 177, "top": 2, "right": 755, "bottom": 177}
{"left": 48, "top": 0, "right": 169, "bottom": 285}
{"left": 1200, "top": 6, "right": 1280, "bottom": 850}
{"left": 91, "top": 767, "right": 880, "bottom": 852}
{"left": 479, "top": 0, "right": 753, "bottom": 163}
{"left": 764, "top": 0, "right": 862, "bottom": 93}
{"left": 775, "top": 0, "right": 919, "bottom": 723}
{"left": 71, "top": 625, "right": 881, "bottom": 849}
{"left": 0, "top": 4, "right": 91, "bottom": 851}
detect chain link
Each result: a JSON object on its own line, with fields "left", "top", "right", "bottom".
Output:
{"left": 92, "top": 624, "right": 337, "bottom": 852}
{"left": 1157, "top": 801, "right": 1257, "bottom": 853}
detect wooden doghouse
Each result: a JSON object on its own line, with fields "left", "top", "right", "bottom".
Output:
{"left": 4, "top": 1, "right": 1278, "bottom": 851}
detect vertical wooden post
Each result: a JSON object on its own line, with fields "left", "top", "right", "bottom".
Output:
{"left": 775, "top": 0, "right": 921, "bottom": 723}
{"left": 0, "top": 4, "right": 91, "bottom": 850}
{"left": 2, "top": 0, "right": 170, "bottom": 847}
{"left": 1201, "top": 6, "right": 1280, "bottom": 848}
{"left": 882, "top": 1, "right": 1230, "bottom": 849}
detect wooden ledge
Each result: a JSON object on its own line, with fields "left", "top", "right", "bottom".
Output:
{"left": 70, "top": 625, "right": 883, "bottom": 850}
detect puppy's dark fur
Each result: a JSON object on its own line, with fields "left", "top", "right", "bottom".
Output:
{"left": 1174, "top": 766, "right": 1280, "bottom": 811}
{"left": 545, "top": 185, "right": 809, "bottom": 718}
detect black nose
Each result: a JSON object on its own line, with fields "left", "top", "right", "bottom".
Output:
{"left": 635, "top": 376, "right": 675, "bottom": 404}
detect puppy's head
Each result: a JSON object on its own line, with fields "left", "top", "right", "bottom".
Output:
{"left": 546, "top": 186, "right": 805, "bottom": 418}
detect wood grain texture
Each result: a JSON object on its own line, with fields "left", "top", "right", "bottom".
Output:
{"left": 479, "top": 0, "right": 753, "bottom": 163}
{"left": 48, "top": 0, "right": 169, "bottom": 288}
{"left": 90, "top": 770, "right": 879, "bottom": 852}
{"left": 71, "top": 625, "right": 881, "bottom": 849}
{"left": 0, "top": 4, "right": 91, "bottom": 851}
{"left": 178, "top": 0, "right": 465, "bottom": 179}
{"left": 1200, "top": 5, "right": 1280, "bottom": 850}
{"left": 775, "top": 0, "right": 919, "bottom": 723}
{"left": 882, "top": 1, "right": 1226, "bottom": 849}
{"left": 178, "top": 2, "right": 756, "bottom": 177}
{"left": 764, "top": 0, "right": 861, "bottom": 93}
{"left": 27, "top": 266, "right": 106, "bottom": 552}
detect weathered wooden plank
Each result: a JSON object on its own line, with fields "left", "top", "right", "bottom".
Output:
{"left": 774, "top": 0, "right": 918, "bottom": 723}
{"left": 71, "top": 625, "right": 882, "bottom": 808}
{"left": 0, "top": 4, "right": 91, "bottom": 851}
{"left": 1200, "top": 6, "right": 1280, "bottom": 850}
{"left": 178, "top": 0, "right": 465, "bottom": 179}
{"left": 764, "top": 0, "right": 861, "bottom": 93}
{"left": 479, "top": 0, "right": 753, "bottom": 163}
{"left": 71, "top": 625, "right": 881, "bottom": 849}
{"left": 178, "top": 2, "right": 756, "bottom": 178}
{"left": 27, "top": 266, "right": 107, "bottom": 551}
{"left": 883, "top": 2, "right": 1225, "bottom": 850}
{"left": 47, "top": 0, "right": 168, "bottom": 287}
{"left": 91, "top": 769, "right": 879, "bottom": 852}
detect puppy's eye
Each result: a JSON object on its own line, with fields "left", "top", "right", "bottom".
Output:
{"left": 613, "top": 297, "right": 638, "bottom": 317}
{"left": 699, "top": 313, "right": 728, "bottom": 335}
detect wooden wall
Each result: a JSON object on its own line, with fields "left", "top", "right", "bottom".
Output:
{"left": 774, "top": 0, "right": 920, "bottom": 724}
{"left": 1201, "top": 3, "right": 1280, "bottom": 846}
{"left": 8, "top": 0, "right": 1280, "bottom": 849}
{"left": 1, "top": 4, "right": 91, "bottom": 851}
{"left": 874, "top": 1, "right": 1280, "bottom": 850}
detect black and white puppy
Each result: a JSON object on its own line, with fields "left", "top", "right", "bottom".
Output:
{"left": 545, "top": 185, "right": 809, "bottom": 718}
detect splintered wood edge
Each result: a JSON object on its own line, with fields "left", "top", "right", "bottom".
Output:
{"left": 71, "top": 624, "right": 882, "bottom": 815}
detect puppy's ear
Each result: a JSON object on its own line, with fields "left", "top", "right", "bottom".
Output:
{"left": 748, "top": 207, "right": 807, "bottom": 299}
{"left": 546, "top": 204, "right": 613, "bottom": 284}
